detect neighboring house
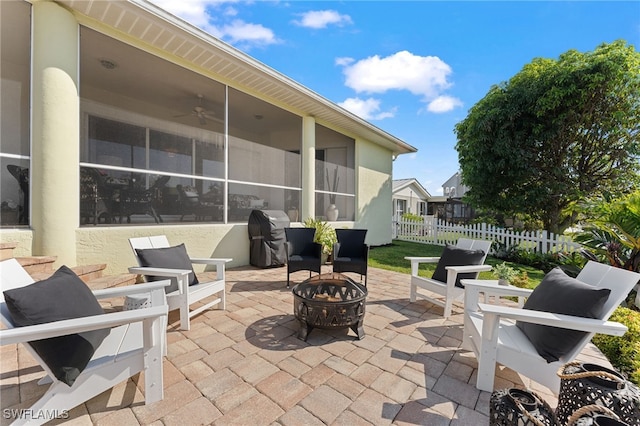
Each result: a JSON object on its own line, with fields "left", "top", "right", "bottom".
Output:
{"left": 428, "top": 172, "right": 475, "bottom": 223}
{"left": 392, "top": 179, "right": 430, "bottom": 217}
{"left": 0, "top": 0, "right": 416, "bottom": 273}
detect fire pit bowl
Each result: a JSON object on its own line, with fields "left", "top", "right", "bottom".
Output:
{"left": 291, "top": 273, "right": 367, "bottom": 341}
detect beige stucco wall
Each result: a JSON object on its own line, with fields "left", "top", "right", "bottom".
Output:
{"left": 355, "top": 138, "right": 393, "bottom": 246}
{"left": 76, "top": 225, "right": 248, "bottom": 275}
{"left": 0, "top": 230, "right": 34, "bottom": 257}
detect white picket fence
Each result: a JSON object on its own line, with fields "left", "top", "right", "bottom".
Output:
{"left": 392, "top": 215, "right": 581, "bottom": 254}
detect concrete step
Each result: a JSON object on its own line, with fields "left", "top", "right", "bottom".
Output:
{"left": 86, "top": 273, "right": 137, "bottom": 291}
{"left": 15, "top": 256, "right": 58, "bottom": 276}
{"left": 11, "top": 254, "right": 136, "bottom": 293}
{"left": 0, "top": 242, "right": 17, "bottom": 261}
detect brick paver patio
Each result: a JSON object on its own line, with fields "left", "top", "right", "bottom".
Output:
{"left": 1, "top": 265, "right": 613, "bottom": 425}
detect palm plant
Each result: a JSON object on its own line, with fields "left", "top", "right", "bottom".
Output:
{"left": 574, "top": 191, "right": 640, "bottom": 273}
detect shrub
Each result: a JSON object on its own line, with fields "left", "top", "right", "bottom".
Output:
{"left": 509, "top": 271, "right": 530, "bottom": 288}
{"left": 401, "top": 212, "right": 423, "bottom": 222}
{"left": 302, "top": 217, "right": 337, "bottom": 255}
{"left": 592, "top": 306, "right": 640, "bottom": 385}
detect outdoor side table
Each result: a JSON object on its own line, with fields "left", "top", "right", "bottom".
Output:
{"left": 123, "top": 294, "right": 151, "bottom": 310}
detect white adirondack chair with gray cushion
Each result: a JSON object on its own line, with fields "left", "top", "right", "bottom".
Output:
{"left": 0, "top": 258, "right": 167, "bottom": 425}
{"left": 405, "top": 238, "right": 492, "bottom": 318}
{"left": 129, "top": 235, "right": 231, "bottom": 331}
{"left": 462, "top": 261, "right": 640, "bottom": 394}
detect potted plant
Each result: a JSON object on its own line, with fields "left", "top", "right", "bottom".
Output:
{"left": 303, "top": 217, "right": 337, "bottom": 263}
{"left": 493, "top": 262, "right": 517, "bottom": 286}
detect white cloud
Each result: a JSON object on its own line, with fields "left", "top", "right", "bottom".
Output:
{"left": 149, "top": 0, "right": 278, "bottom": 48}
{"left": 341, "top": 51, "right": 452, "bottom": 98}
{"left": 338, "top": 51, "right": 462, "bottom": 113}
{"left": 294, "top": 10, "right": 353, "bottom": 29}
{"left": 338, "top": 97, "right": 396, "bottom": 121}
{"left": 335, "top": 57, "right": 355, "bottom": 67}
{"left": 150, "top": 0, "right": 214, "bottom": 32}
{"left": 222, "top": 20, "right": 278, "bottom": 46}
{"left": 426, "top": 95, "right": 463, "bottom": 113}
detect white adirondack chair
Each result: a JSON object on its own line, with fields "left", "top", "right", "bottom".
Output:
{"left": 129, "top": 235, "right": 231, "bottom": 331}
{"left": 462, "top": 261, "right": 640, "bottom": 394}
{"left": 405, "top": 238, "right": 493, "bottom": 318}
{"left": 0, "top": 258, "right": 168, "bottom": 425}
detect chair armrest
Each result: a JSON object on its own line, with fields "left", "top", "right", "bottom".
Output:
{"left": 445, "top": 265, "right": 492, "bottom": 274}
{"left": 92, "top": 280, "right": 170, "bottom": 299}
{"left": 405, "top": 256, "right": 440, "bottom": 264}
{"left": 464, "top": 281, "right": 532, "bottom": 312}
{"left": 477, "top": 303, "right": 628, "bottom": 336}
{"left": 333, "top": 242, "right": 341, "bottom": 258}
{"left": 405, "top": 256, "right": 440, "bottom": 276}
{"left": 313, "top": 242, "right": 323, "bottom": 258}
{"left": 464, "top": 281, "right": 533, "bottom": 298}
{"left": 0, "top": 305, "right": 168, "bottom": 346}
{"left": 189, "top": 258, "right": 232, "bottom": 267}
{"left": 128, "top": 266, "right": 191, "bottom": 278}
{"left": 128, "top": 267, "right": 190, "bottom": 293}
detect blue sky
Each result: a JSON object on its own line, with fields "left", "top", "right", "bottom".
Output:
{"left": 150, "top": 1, "right": 640, "bottom": 196}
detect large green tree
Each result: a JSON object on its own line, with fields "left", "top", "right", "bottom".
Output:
{"left": 455, "top": 40, "right": 640, "bottom": 234}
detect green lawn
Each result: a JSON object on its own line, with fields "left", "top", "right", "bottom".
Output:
{"left": 369, "top": 240, "right": 546, "bottom": 289}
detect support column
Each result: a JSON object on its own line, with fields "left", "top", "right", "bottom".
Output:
{"left": 301, "top": 116, "right": 316, "bottom": 221}
{"left": 31, "top": 1, "right": 80, "bottom": 266}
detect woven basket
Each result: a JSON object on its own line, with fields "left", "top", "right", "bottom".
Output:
{"left": 489, "top": 388, "right": 557, "bottom": 426}
{"left": 567, "top": 405, "right": 629, "bottom": 426}
{"left": 556, "top": 362, "right": 640, "bottom": 426}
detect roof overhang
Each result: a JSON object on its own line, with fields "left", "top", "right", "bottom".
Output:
{"left": 54, "top": 0, "right": 417, "bottom": 156}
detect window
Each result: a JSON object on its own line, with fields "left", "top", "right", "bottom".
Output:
{"left": 1, "top": 1, "right": 31, "bottom": 227}
{"left": 315, "top": 125, "right": 355, "bottom": 221}
{"left": 417, "top": 201, "right": 426, "bottom": 216}
{"left": 227, "top": 88, "right": 302, "bottom": 222}
{"left": 79, "top": 28, "right": 301, "bottom": 225}
{"left": 395, "top": 199, "right": 407, "bottom": 217}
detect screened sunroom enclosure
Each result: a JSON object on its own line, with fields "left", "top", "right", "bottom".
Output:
{"left": 77, "top": 28, "right": 355, "bottom": 226}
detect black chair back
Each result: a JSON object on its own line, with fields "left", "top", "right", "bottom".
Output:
{"left": 335, "top": 229, "right": 367, "bottom": 257}
{"left": 285, "top": 228, "right": 316, "bottom": 256}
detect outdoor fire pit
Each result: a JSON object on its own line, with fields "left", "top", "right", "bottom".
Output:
{"left": 291, "top": 272, "right": 367, "bottom": 341}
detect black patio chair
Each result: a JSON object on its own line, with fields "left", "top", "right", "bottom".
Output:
{"left": 284, "top": 227, "right": 323, "bottom": 288}
{"left": 332, "top": 229, "right": 369, "bottom": 286}
{"left": 118, "top": 175, "right": 169, "bottom": 223}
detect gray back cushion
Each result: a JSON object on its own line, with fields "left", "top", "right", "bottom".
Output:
{"left": 432, "top": 245, "right": 486, "bottom": 288}
{"left": 3, "top": 266, "right": 110, "bottom": 386}
{"left": 136, "top": 243, "right": 199, "bottom": 293}
{"left": 516, "top": 267, "right": 611, "bottom": 362}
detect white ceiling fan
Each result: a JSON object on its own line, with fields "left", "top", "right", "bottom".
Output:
{"left": 175, "top": 94, "right": 218, "bottom": 125}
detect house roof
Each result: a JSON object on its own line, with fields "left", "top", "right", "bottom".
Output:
{"left": 392, "top": 178, "right": 431, "bottom": 199}
{"left": 57, "top": 0, "right": 417, "bottom": 156}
